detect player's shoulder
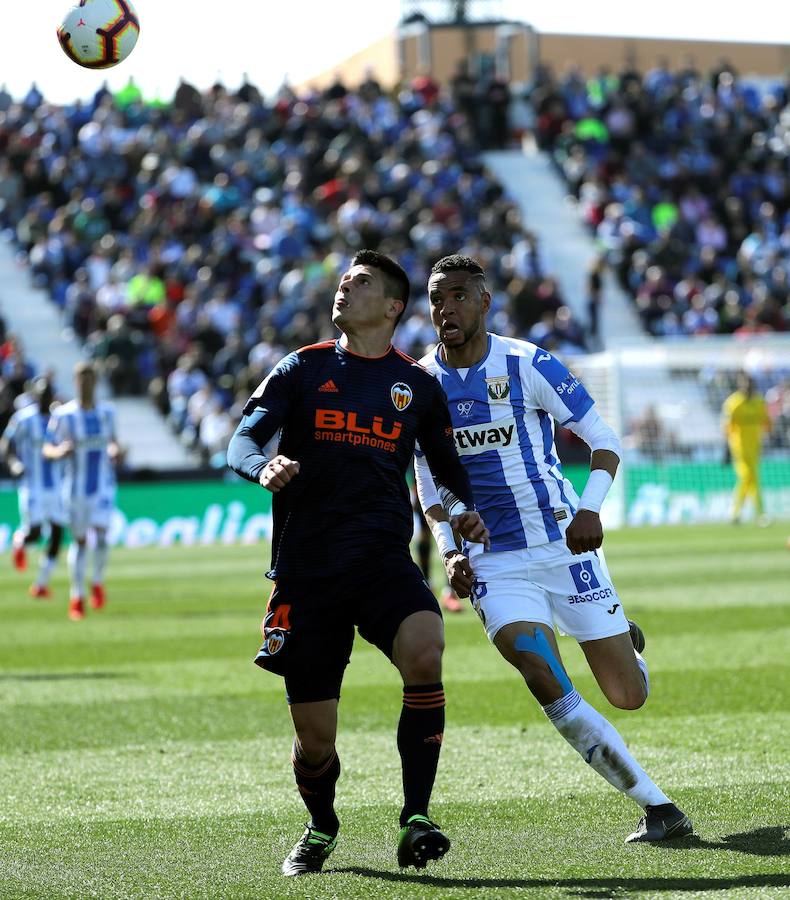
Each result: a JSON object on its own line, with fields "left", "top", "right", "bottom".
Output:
{"left": 417, "top": 345, "right": 442, "bottom": 376}
{"left": 281, "top": 340, "right": 335, "bottom": 375}
{"left": 295, "top": 340, "right": 336, "bottom": 359}
{"left": 722, "top": 390, "right": 742, "bottom": 410}
{"left": 53, "top": 399, "right": 79, "bottom": 418}
{"left": 13, "top": 404, "right": 37, "bottom": 423}
{"left": 483, "top": 334, "right": 545, "bottom": 379}
{"left": 394, "top": 347, "right": 440, "bottom": 388}
{"left": 490, "top": 333, "right": 541, "bottom": 362}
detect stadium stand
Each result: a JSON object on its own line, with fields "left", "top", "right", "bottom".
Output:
{"left": 528, "top": 61, "right": 790, "bottom": 338}
{"left": 0, "top": 76, "right": 587, "bottom": 467}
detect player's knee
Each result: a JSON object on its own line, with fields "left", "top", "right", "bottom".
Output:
{"left": 398, "top": 638, "right": 444, "bottom": 683}
{"left": 294, "top": 726, "right": 336, "bottom": 765}
{"left": 606, "top": 681, "right": 647, "bottom": 711}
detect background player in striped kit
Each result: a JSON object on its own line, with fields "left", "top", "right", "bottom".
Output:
{"left": 44, "top": 362, "right": 121, "bottom": 620}
{"left": 0, "top": 377, "right": 65, "bottom": 598}
{"left": 415, "top": 255, "right": 692, "bottom": 844}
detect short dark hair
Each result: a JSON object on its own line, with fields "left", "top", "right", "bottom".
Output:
{"left": 351, "top": 249, "right": 410, "bottom": 323}
{"left": 33, "top": 377, "right": 54, "bottom": 407}
{"left": 74, "top": 361, "right": 97, "bottom": 378}
{"left": 430, "top": 254, "right": 486, "bottom": 278}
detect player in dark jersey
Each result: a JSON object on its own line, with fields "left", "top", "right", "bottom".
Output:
{"left": 227, "top": 250, "right": 489, "bottom": 876}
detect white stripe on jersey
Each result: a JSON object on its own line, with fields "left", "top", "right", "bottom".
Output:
{"left": 48, "top": 401, "right": 117, "bottom": 500}
{"left": 420, "top": 334, "right": 594, "bottom": 550}
{"left": 2, "top": 405, "right": 60, "bottom": 494}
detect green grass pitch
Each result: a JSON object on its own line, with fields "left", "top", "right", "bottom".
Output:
{"left": 1, "top": 523, "right": 789, "bottom": 898}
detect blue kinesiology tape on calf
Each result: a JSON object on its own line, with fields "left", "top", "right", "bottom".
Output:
{"left": 514, "top": 628, "right": 573, "bottom": 696}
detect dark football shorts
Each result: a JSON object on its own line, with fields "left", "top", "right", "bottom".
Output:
{"left": 253, "top": 552, "right": 441, "bottom": 704}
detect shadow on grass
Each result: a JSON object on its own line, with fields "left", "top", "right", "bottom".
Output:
{"left": 659, "top": 826, "right": 790, "bottom": 858}
{"left": 333, "top": 869, "right": 790, "bottom": 895}
{"left": 0, "top": 672, "right": 129, "bottom": 682}
{"left": 333, "top": 831, "right": 790, "bottom": 893}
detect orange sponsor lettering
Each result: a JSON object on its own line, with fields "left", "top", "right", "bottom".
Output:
{"left": 315, "top": 409, "right": 345, "bottom": 429}
{"left": 345, "top": 412, "right": 370, "bottom": 434}
{"left": 315, "top": 408, "right": 402, "bottom": 440}
{"left": 372, "top": 416, "right": 402, "bottom": 439}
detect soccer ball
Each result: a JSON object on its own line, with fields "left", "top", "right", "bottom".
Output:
{"left": 57, "top": 0, "right": 140, "bottom": 69}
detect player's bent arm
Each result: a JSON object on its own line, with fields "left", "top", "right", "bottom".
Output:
{"left": 42, "top": 440, "right": 73, "bottom": 460}
{"left": 564, "top": 408, "right": 621, "bottom": 509}
{"left": 414, "top": 452, "right": 489, "bottom": 550}
{"left": 228, "top": 351, "right": 303, "bottom": 486}
{"left": 0, "top": 438, "right": 23, "bottom": 477}
{"left": 417, "top": 502, "right": 478, "bottom": 599}
{"left": 417, "top": 382, "right": 475, "bottom": 512}
{"left": 226, "top": 409, "right": 278, "bottom": 484}
{"left": 563, "top": 408, "right": 621, "bottom": 553}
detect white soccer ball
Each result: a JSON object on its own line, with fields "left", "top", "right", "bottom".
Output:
{"left": 57, "top": 0, "right": 140, "bottom": 69}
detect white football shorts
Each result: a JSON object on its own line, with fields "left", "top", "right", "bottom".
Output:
{"left": 18, "top": 485, "right": 66, "bottom": 530}
{"left": 466, "top": 541, "right": 630, "bottom": 643}
{"left": 68, "top": 492, "right": 116, "bottom": 537}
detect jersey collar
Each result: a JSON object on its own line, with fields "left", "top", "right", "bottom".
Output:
{"left": 435, "top": 333, "right": 492, "bottom": 389}
{"left": 336, "top": 339, "right": 394, "bottom": 360}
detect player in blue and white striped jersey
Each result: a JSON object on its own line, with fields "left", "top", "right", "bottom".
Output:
{"left": 415, "top": 256, "right": 692, "bottom": 844}
{"left": 44, "top": 362, "right": 121, "bottom": 620}
{"left": 0, "top": 379, "right": 65, "bottom": 598}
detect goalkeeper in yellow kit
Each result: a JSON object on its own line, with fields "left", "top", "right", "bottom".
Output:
{"left": 722, "top": 373, "right": 772, "bottom": 523}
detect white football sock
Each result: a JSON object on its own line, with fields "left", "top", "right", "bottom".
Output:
{"left": 544, "top": 689, "right": 669, "bottom": 809}
{"left": 68, "top": 542, "right": 87, "bottom": 598}
{"left": 93, "top": 540, "right": 109, "bottom": 585}
{"left": 35, "top": 555, "right": 57, "bottom": 588}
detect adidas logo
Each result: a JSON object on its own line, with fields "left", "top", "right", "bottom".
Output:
{"left": 319, "top": 379, "right": 339, "bottom": 393}
{"left": 424, "top": 733, "right": 444, "bottom": 745}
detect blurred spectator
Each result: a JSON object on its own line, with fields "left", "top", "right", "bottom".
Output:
{"left": 2, "top": 75, "right": 581, "bottom": 459}
{"left": 529, "top": 63, "right": 790, "bottom": 338}
{"left": 586, "top": 254, "right": 606, "bottom": 342}
{"left": 623, "top": 405, "right": 681, "bottom": 462}
{"left": 198, "top": 397, "right": 235, "bottom": 467}
{"left": 86, "top": 314, "right": 144, "bottom": 395}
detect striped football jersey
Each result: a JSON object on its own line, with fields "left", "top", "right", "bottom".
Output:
{"left": 419, "top": 334, "right": 594, "bottom": 551}
{"left": 46, "top": 400, "right": 116, "bottom": 500}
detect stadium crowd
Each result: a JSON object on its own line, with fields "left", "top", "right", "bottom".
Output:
{"left": 0, "top": 313, "right": 38, "bottom": 440}
{"left": 0, "top": 74, "right": 584, "bottom": 467}
{"left": 529, "top": 60, "right": 790, "bottom": 338}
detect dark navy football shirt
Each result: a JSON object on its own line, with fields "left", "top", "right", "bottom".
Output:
{"left": 227, "top": 340, "right": 473, "bottom": 578}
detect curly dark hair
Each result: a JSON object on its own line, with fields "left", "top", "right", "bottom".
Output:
{"left": 429, "top": 254, "right": 485, "bottom": 277}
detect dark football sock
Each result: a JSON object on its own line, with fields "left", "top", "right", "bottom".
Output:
{"left": 291, "top": 745, "right": 340, "bottom": 837}
{"left": 398, "top": 682, "right": 446, "bottom": 827}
